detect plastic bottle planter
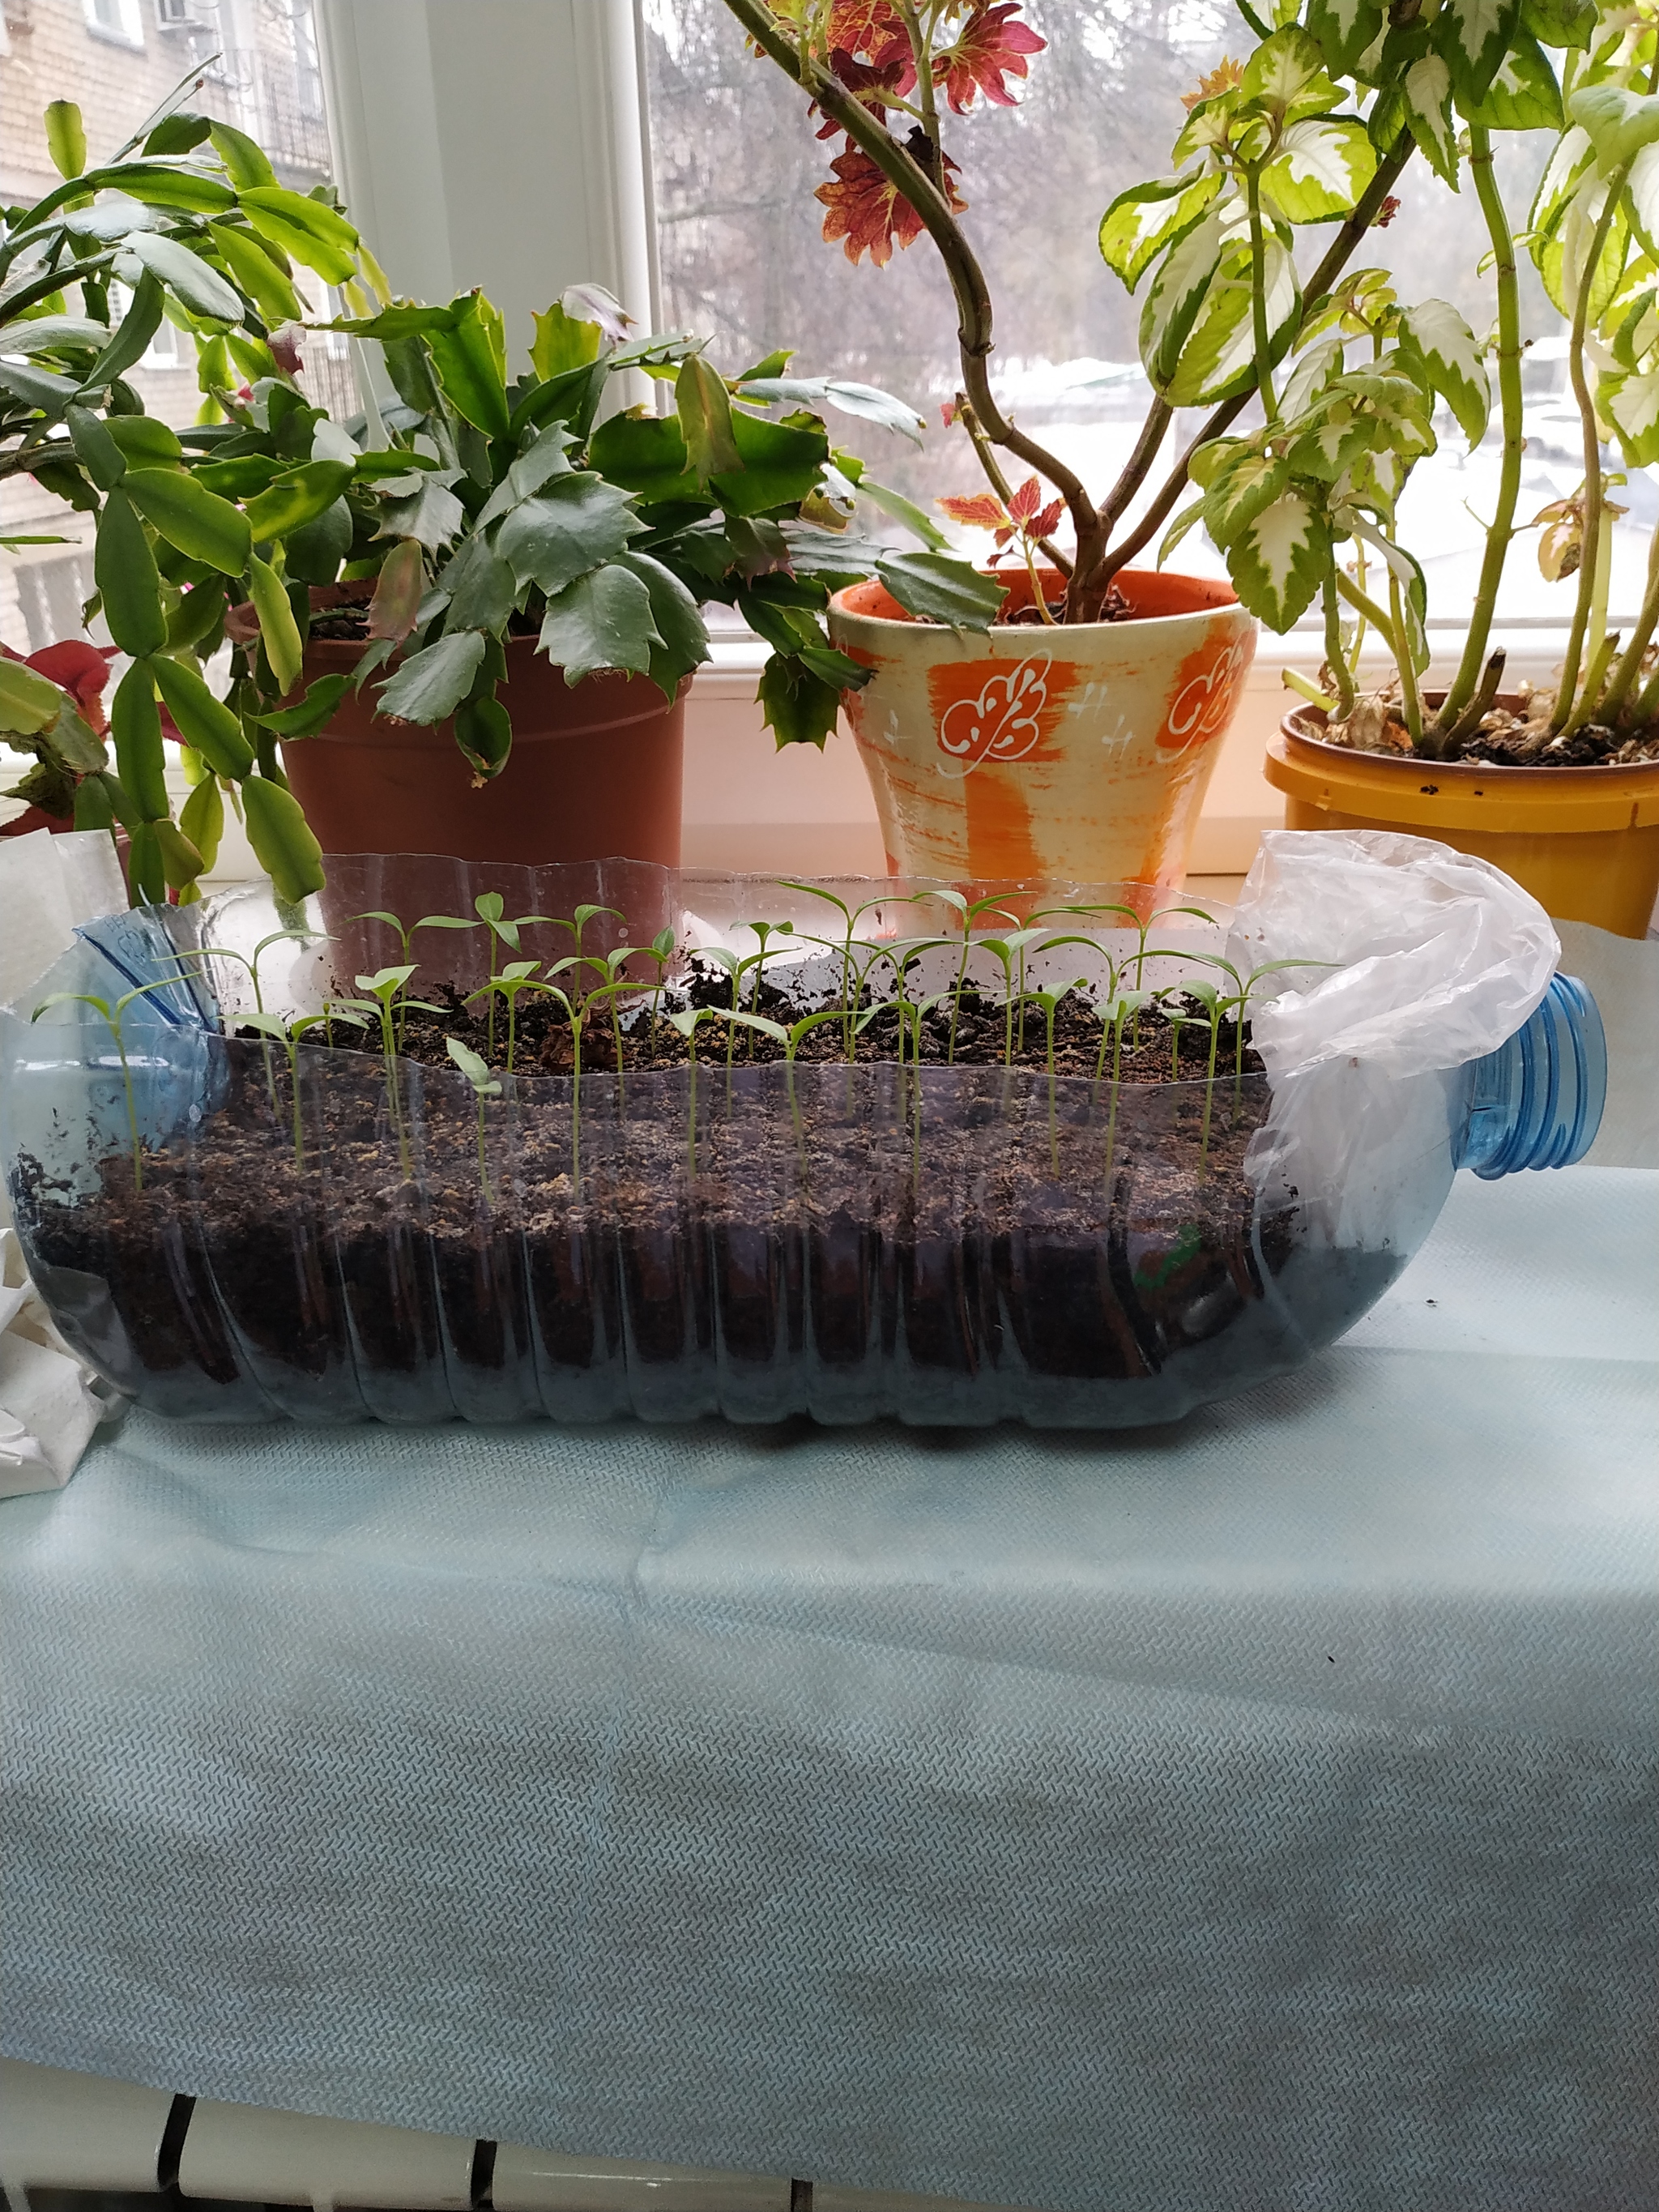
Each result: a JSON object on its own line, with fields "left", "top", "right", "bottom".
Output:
{"left": 0, "top": 873, "right": 1604, "bottom": 1432}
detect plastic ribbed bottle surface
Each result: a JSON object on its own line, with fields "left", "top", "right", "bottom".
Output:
{"left": 1456, "top": 972, "right": 1606, "bottom": 1178}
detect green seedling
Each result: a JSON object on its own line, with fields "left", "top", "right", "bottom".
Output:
{"left": 181, "top": 925, "right": 326, "bottom": 1018}
{"left": 446, "top": 1036, "right": 502, "bottom": 1206}
{"left": 694, "top": 937, "right": 793, "bottom": 1065}
{"left": 643, "top": 926, "right": 676, "bottom": 1061}
{"left": 527, "top": 981, "right": 587, "bottom": 1194}
{"left": 745, "top": 920, "right": 793, "bottom": 1015}
{"left": 237, "top": 1008, "right": 364, "bottom": 1169}
{"left": 774, "top": 879, "right": 885, "bottom": 1014}
{"left": 975, "top": 930, "right": 1052, "bottom": 1065}
{"left": 176, "top": 925, "right": 328, "bottom": 1114}
{"left": 419, "top": 893, "right": 560, "bottom": 1053}
{"left": 333, "top": 965, "right": 443, "bottom": 1177}
{"left": 1179, "top": 978, "right": 1228, "bottom": 1175}
{"left": 662, "top": 1003, "right": 785, "bottom": 1173}
{"left": 1017, "top": 979, "right": 1089, "bottom": 1173}
{"left": 32, "top": 980, "right": 186, "bottom": 1194}
{"left": 929, "top": 889, "right": 1020, "bottom": 1061}
{"left": 465, "top": 959, "right": 543, "bottom": 1075}
{"left": 1095, "top": 986, "right": 1156, "bottom": 1190}
{"left": 877, "top": 936, "right": 953, "bottom": 1068}
{"left": 1130, "top": 903, "right": 1217, "bottom": 985}
{"left": 353, "top": 907, "right": 427, "bottom": 1045}
{"left": 662, "top": 1004, "right": 719, "bottom": 1177}
{"left": 589, "top": 946, "right": 655, "bottom": 1083}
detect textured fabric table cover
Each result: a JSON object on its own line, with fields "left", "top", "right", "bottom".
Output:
{"left": 2, "top": 1168, "right": 1655, "bottom": 2212}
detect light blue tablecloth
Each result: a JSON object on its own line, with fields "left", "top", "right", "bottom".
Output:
{"left": 2, "top": 1169, "right": 1655, "bottom": 2212}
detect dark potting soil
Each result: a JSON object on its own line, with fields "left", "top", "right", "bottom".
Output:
{"left": 11, "top": 996, "right": 1402, "bottom": 1428}
{"left": 326, "top": 973, "right": 1263, "bottom": 1087}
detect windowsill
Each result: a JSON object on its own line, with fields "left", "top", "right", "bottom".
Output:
{"left": 41, "top": 621, "right": 1590, "bottom": 891}
{"left": 83, "top": 20, "right": 144, "bottom": 47}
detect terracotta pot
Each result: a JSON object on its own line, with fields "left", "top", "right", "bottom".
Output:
{"left": 231, "top": 593, "right": 685, "bottom": 867}
{"left": 826, "top": 566, "right": 1254, "bottom": 887}
{"left": 1269, "top": 703, "right": 1659, "bottom": 938}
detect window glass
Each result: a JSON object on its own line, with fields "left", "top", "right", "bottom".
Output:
{"left": 1, "top": 0, "right": 353, "bottom": 654}
{"left": 642, "top": 0, "right": 1647, "bottom": 626}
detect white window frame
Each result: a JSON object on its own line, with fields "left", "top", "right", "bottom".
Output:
{"left": 83, "top": 0, "right": 145, "bottom": 48}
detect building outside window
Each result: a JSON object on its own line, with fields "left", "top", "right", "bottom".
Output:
{"left": 0, "top": 0, "right": 353, "bottom": 651}
{"left": 81, "top": 0, "right": 143, "bottom": 49}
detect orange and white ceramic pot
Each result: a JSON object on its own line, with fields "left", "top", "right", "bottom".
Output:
{"left": 828, "top": 566, "right": 1255, "bottom": 886}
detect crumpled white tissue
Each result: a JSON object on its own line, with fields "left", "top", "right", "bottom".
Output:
{"left": 1227, "top": 827, "right": 1559, "bottom": 1081}
{"left": 0, "top": 1225, "right": 120, "bottom": 1496}
{"left": 0, "top": 827, "right": 129, "bottom": 1490}
{"left": 1226, "top": 831, "right": 1562, "bottom": 1249}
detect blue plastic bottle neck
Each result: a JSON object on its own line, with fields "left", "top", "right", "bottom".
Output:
{"left": 1456, "top": 971, "right": 1607, "bottom": 1179}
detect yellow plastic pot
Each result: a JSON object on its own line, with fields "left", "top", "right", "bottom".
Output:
{"left": 828, "top": 567, "right": 1255, "bottom": 889}
{"left": 1267, "top": 708, "right": 1659, "bottom": 937}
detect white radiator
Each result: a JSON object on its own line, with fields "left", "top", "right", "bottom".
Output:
{"left": 0, "top": 2061, "right": 1026, "bottom": 2212}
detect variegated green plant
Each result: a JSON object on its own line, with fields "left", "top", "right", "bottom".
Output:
{"left": 1123, "top": 0, "right": 1614, "bottom": 759}
{"left": 1165, "top": 267, "right": 1478, "bottom": 751}
{"left": 1513, "top": 8, "right": 1659, "bottom": 747}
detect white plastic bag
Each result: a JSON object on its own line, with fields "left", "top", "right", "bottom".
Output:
{"left": 1226, "top": 831, "right": 1561, "bottom": 1247}
{"left": 1227, "top": 828, "right": 1559, "bottom": 1080}
{"left": 0, "top": 1225, "right": 121, "bottom": 1495}
{"left": 0, "top": 826, "right": 126, "bottom": 1013}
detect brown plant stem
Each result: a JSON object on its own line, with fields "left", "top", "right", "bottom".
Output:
{"left": 722, "top": 0, "right": 1105, "bottom": 598}
{"left": 1437, "top": 647, "right": 1506, "bottom": 758}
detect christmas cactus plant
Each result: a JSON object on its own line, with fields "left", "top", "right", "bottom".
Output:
{"left": 0, "top": 83, "right": 372, "bottom": 901}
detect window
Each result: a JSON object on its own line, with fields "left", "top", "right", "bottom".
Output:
{"left": 82, "top": 0, "right": 143, "bottom": 47}
{"left": 642, "top": 1, "right": 1644, "bottom": 631}
{"left": 0, "top": 0, "right": 354, "bottom": 671}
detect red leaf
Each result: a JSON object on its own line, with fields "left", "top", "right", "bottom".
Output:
{"left": 1031, "top": 499, "right": 1064, "bottom": 540}
{"left": 16, "top": 639, "right": 119, "bottom": 732}
{"left": 934, "top": 2, "right": 1045, "bottom": 116}
{"left": 814, "top": 49, "right": 906, "bottom": 135}
{"left": 1006, "top": 475, "right": 1043, "bottom": 524}
{"left": 815, "top": 144, "right": 964, "bottom": 266}
{"left": 826, "top": 0, "right": 915, "bottom": 85}
{"left": 940, "top": 399, "right": 957, "bottom": 427}
{"left": 937, "top": 492, "right": 1007, "bottom": 529}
